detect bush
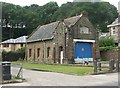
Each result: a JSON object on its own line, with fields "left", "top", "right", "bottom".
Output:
{"left": 2, "top": 48, "right": 25, "bottom": 61}
{"left": 100, "top": 46, "right": 120, "bottom": 52}
{"left": 16, "top": 47, "right": 25, "bottom": 53}
{"left": 99, "top": 36, "right": 115, "bottom": 47}
{"left": 100, "top": 46, "right": 115, "bottom": 51}
{"left": 117, "top": 46, "right": 120, "bottom": 50}
{"left": 101, "top": 57, "right": 107, "bottom": 61}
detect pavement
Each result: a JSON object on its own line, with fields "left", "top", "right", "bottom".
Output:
{"left": 0, "top": 68, "right": 119, "bottom": 86}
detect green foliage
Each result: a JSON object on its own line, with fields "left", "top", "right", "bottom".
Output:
{"left": 53, "top": 2, "right": 117, "bottom": 32}
{"left": 100, "top": 57, "right": 107, "bottom": 61}
{"left": 118, "top": 46, "right": 120, "bottom": 50}
{"left": 99, "top": 36, "right": 115, "bottom": 47}
{"left": 16, "top": 47, "right": 25, "bottom": 53}
{"left": 2, "top": 2, "right": 117, "bottom": 40}
{"left": 2, "top": 48, "right": 25, "bottom": 61}
{"left": 99, "top": 46, "right": 118, "bottom": 51}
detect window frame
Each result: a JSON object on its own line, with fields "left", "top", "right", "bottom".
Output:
{"left": 3, "top": 44, "right": 9, "bottom": 47}
{"left": 37, "top": 48, "right": 40, "bottom": 58}
{"left": 80, "top": 26, "right": 89, "bottom": 34}
{"left": 29, "top": 49, "right": 32, "bottom": 58}
{"left": 47, "top": 47, "right": 50, "bottom": 58}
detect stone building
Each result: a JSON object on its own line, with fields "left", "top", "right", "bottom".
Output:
{"left": 26, "top": 11, "right": 100, "bottom": 64}
{"left": 107, "top": 7, "right": 120, "bottom": 46}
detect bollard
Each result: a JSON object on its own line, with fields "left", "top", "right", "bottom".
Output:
{"left": 98, "top": 62, "right": 102, "bottom": 71}
{"left": 109, "top": 59, "right": 114, "bottom": 72}
{"left": 93, "top": 60, "right": 97, "bottom": 73}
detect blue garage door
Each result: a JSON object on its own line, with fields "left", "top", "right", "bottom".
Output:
{"left": 74, "top": 42, "right": 92, "bottom": 59}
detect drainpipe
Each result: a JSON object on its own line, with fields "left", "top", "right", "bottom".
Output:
{"left": 33, "top": 45, "right": 35, "bottom": 62}
{"left": 25, "top": 40, "right": 27, "bottom": 61}
{"left": 65, "top": 32, "right": 68, "bottom": 64}
{"left": 43, "top": 40, "right": 46, "bottom": 63}
{"left": 64, "top": 32, "right": 66, "bottom": 64}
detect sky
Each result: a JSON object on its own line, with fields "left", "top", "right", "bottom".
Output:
{"left": 1, "top": 0, "right": 120, "bottom": 9}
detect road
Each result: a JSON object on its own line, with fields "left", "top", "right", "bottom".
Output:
{"left": 0, "top": 68, "right": 119, "bottom": 86}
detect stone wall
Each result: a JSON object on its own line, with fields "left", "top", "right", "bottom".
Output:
{"left": 100, "top": 50, "right": 120, "bottom": 61}
{"left": 26, "top": 40, "right": 55, "bottom": 63}
{"left": 26, "top": 12, "right": 100, "bottom": 64}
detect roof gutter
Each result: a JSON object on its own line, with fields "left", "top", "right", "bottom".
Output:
{"left": 107, "top": 23, "right": 120, "bottom": 27}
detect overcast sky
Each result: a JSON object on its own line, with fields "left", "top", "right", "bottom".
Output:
{"left": 1, "top": 0, "right": 119, "bottom": 9}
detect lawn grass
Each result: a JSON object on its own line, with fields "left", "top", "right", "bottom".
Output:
{"left": 12, "top": 61, "right": 94, "bottom": 76}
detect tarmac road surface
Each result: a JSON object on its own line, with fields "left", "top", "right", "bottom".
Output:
{"left": 0, "top": 68, "right": 119, "bottom": 86}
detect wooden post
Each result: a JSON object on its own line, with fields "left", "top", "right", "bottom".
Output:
{"left": 94, "top": 60, "right": 97, "bottom": 73}
{"left": 109, "top": 59, "right": 114, "bottom": 72}
{"left": 116, "top": 59, "right": 119, "bottom": 72}
{"left": 98, "top": 62, "right": 102, "bottom": 71}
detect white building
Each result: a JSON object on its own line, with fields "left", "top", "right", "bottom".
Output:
{"left": 107, "top": 17, "right": 120, "bottom": 46}
{"left": 0, "top": 36, "right": 27, "bottom": 52}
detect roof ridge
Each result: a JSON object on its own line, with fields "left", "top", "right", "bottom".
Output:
{"left": 64, "top": 15, "right": 81, "bottom": 21}
{"left": 39, "top": 21, "right": 59, "bottom": 27}
{"left": 27, "top": 14, "right": 83, "bottom": 43}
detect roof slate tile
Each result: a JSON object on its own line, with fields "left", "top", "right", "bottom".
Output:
{"left": 27, "top": 15, "right": 81, "bottom": 43}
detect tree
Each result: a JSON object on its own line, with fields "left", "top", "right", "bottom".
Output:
{"left": 2, "top": 2, "right": 27, "bottom": 40}
{"left": 53, "top": 2, "right": 117, "bottom": 32}
{"left": 99, "top": 36, "right": 115, "bottom": 47}
{"left": 1, "top": 1, "right": 118, "bottom": 41}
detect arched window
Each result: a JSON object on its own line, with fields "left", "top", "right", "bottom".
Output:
{"left": 29, "top": 49, "right": 32, "bottom": 57}
{"left": 47, "top": 47, "right": 50, "bottom": 58}
{"left": 80, "top": 27, "right": 89, "bottom": 34}
{"left": 59, "top": 46, "right": 63, "bottom": 51}
{"left": 37, "top": 48, "right": 40, "bottom": 58}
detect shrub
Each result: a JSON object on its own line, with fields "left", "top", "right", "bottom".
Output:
{"left": 117, "top": 46, "right": 120, "bottom": 50}
{"left": 100, "top": 46, "right": 119, "bottom": 52}
{"left": 99, "top": 36, "right": 115, "bottom": 47}
{"left": 2, "top": 48, "right": 25, "bottom": 61}
{"left": 16, "top": 47, "right": 25, "bottom": 53}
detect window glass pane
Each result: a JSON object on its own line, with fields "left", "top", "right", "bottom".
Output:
{"left": 37, "top": 48, "right": 40, "bottom": 57}
{"left": 80, "top": 27, "right": 89, "bottom": 34}
{"left": 29, "top": 49, "right": 32, "bottom": 57}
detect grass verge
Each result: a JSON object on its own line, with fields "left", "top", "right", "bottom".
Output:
{"left": 12, "top": 61, "right": 93, "bottom": 76}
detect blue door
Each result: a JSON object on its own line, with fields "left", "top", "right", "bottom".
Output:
{"left": 74, "top": 42, "right": 92, "bottom": 60}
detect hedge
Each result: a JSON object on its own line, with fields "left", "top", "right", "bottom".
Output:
{"left": 2, "top": 48, "right": 25, "bottom": 61}
{"left": 100, "top": 46, "right": 120, "bottom": 52}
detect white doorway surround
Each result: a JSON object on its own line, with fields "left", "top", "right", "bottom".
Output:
{"left": 73, "top": 39, "right": 95, "bottom": 43}
{"left": 60, "top": 51, "right": 63, "bottom": 64}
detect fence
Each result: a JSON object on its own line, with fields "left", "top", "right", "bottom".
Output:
{"left": 11, "top": 63, "right": 23, "bottom": 79}
{"left": 94, "top": 59, "right": 120, "bottom": 74}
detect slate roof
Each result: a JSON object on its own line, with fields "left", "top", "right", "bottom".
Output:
{"left": 2, "top": 36, "right": 28, "bottom": 44}
{"left": 64, "top": 15, "right": 81, "bottom": 26}
{"left": 27, "top": 15, "right": 82, "bottom": 43}
{"left": 2, "top": 39, "right": 15, "bottom": 44}
{"left": 15, "top": 36, "right": 28, "bottom": 43}
{"left": 27, "top": 21, "right": 60, "bottom": 43}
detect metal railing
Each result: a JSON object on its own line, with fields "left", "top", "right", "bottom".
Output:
{"left": 11, "top": 63, "right": 23, "bottom": 79}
